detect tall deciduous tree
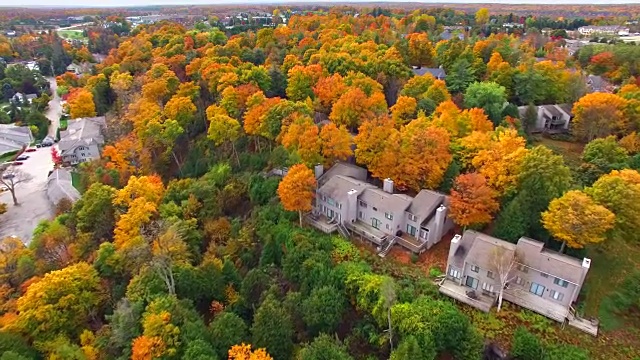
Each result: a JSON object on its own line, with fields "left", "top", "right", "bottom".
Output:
{"left": 250, "top": 295, "right": 294, "bottom": 360}
{"left": 390, "top": 96, "right": 417, "bottom": 126}
{"left": 472, "top": 129, "right": 528, "bottom": 195}
{"left": 587, "top": 169, "right": 640, "bottom": 242}
{"left": 228, "top": 344, "right": 273, "bottom": 360}
{"left": 541, "top": 190, "right": 615, "bottom": 250}
{"left": 16, "top": 262, "right": 103, "bottom": 341}
{"left": 448, "top": 173, "right": 499, "bottom": 228}
{"left": 67, "top": 88, "right": 97, "bottom": 119}
{"left": 407, "top": 33, "right": 436, "bottom": 68}
{"left": 572, "top": 93, "right": 629, "bottom": 142}
{"left": 319, "top": 122, "right": 352, "bottom": 165}
{"left": 277, "top": 164, "right": 317, "bottom": 226}
{"left": 464, "top": 81, "right": 507, "bottom": 125}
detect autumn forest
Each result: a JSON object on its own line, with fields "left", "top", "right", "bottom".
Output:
{"left": 2, "top": 4, "right": 640, "bottom": 360}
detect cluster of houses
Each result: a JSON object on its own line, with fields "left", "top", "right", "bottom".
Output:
{"left": 578, "top": 25, "right": 631, "bottom": 37}
{"left": 305, "top": 162, "right": 598, "bottom": 335}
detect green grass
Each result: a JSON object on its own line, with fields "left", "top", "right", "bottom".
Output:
{"left": 57, "top": 29, "right": 87, "bottom": 40}
{"left": 71, "top": 171, "right": 83, "bottom": 193}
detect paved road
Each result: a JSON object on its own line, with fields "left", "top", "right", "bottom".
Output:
{"left": 0, "top": 146, "right": 55, "bottom": 242}
{"left": 0, "top": 82, "right": 62, "bottom": 243}
{"left": 46, "top": 77, "right": 61, "bottom": 138}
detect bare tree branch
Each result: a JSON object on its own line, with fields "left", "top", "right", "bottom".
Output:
{"left": 0, "top": 168, "right": 33, "bottom": 205}
{"left": 490, "top": 246, "right": 520, "bottom": 312}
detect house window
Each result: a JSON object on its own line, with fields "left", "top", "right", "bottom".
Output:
{"left": 487, "top": 271, "right": 494, "bottom": 279}
{"left": 358, "top": 211, "right": 363, "bottom": 220}
{"left": 529, "top": 282, "right": 545, "bottom": 297}
{"left": 81, "top": 153, "right": 86, "bottom": 157}
{"left": 359, "top": 200, "right": 367, "bottom": 208}
{"left": 385, "top": 212, "right": 393, "bottom": 220}
{"left": 482, "top": 282, "right": 494, "bottom": 293}
{"left": 337, "top": 203, "right": 342, "bottom": 209}
{"left": 517, "top": 264, "right": 528, "bottom": 273}
{"left": 515, "top": 276, "right": 524, "bottom": 286}
{"left": 465, "top": 276, "right": 479, "bottom": 289}
{"left": 448, "top": 267, "right": 461, "bottom": 279}
{"left": 321, "top": 195, "right": 326, "bottom": 201}
{"left": 550, "top": 290, "right": 564, "bottom": 301}
{"left": 470, "top": 265, "right": 479, "bottom": 273}
{"left": 372, "top": 218, "right": 381, "bottom": 229}
{"left": 541, "top": 272, "right": 549, "bottom": 278}
{"left": 419, "top": 229, "right": 429, "bottom": 240}
{"left": 386, "top": 224, "right": 390, "bottom": 230}
{"left": 327, "top": 198, "right": 335, "bottom": 206}
{"left": 554, "top": 278, "right": 569, "bottom": 288}
{"left": 408, "top": 213, "right": 417, "bottom": 222}
{"left": 407, "top": 224, "right": 417, "bottom": 236}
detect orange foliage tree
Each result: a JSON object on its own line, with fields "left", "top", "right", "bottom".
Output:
{"left": 472, "top": 129, "right": 528, "bottom": 195}
{"left": 572, "top": 93, "right": 629, "bottom": 142}
{"left": 319, "top": 122, "right": 352, "bottom": 165}
{"left": 448, "top": 173, "right": 499, "bottom": 229}
{"left": 277, "top": 164, "right": 317, "bottom": 226}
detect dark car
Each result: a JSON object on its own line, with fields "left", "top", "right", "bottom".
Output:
{"left": 2, "top": 173, "right": 14, "bottom": 179}
{"left": 16, "top": 155, "right": 29, "bottom": 161}
{"left": 11, "top": 161, "right": 23, "bottom": 166}
{"left": 25, "top": 148, "right": 36, "bottom": 152}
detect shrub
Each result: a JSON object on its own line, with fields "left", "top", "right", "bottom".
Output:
{"left": 510, "top": 327, "right": 544, "bottom": 360}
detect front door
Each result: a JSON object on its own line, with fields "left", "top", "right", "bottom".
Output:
{"left": 407, "top": 224, "right": 417, "bottom": 236}
{"left": 372, "top": 218, "right": 381, "bottom": 229}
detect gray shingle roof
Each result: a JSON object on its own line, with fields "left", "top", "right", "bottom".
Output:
{"left": 318, "top": 175, "right": 372, "bottom": 201}
{"left": 454, "top": 230, "right": 587, "bottom": 285}
{"left": 359, "top": 187, "right": 412, "bottom": 214}
{"left": 408, "top": 189, "right": 445, "bottom": 221}
{"left": 58, "top": 116, "right": 106, "bottom": 155}
{"left": 0, "top": 124, "right": 33, "bottom": 156}
{"left": 412, "top": 67, "right": 446, "bottom": 79}
{"left": 46, "top": 168, "right": 81, "bottom": 205}
{"left": 317, "top": 162, "right": 367, "bottom": 188}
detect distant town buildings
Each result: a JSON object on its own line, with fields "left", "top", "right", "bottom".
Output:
{"left": 578, "top": 25, "right": 630, "bottom": 36}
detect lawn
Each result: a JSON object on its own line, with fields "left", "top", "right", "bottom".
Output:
{"left": 70, "top": 171, "right": 83, "bottom": 193}
{"left": 57, "top": 29, "right": 87, "bottom": 41}
{"left": 531, "top": 135, "right": 584, "bottom": 168}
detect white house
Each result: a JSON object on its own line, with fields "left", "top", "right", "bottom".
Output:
{"left": 518, "top": 104, "right": 573, "bottom": 133}
{"left": 58, "top": 116, "right": 106, "bottom": 165}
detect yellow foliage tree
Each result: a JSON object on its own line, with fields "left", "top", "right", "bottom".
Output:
{"left": 572, "top": 92, "right": 629, "bottom": 141}
{"left": 277, "top": 164, "right": 317, "bottom": 226}
{"left": 471, "top": 129, "right": 528, "bottom": 195}
{"left": 228, "top": 343, "right": 274, "bottom": 360}
{"left": 542, "top": 190, "right": 615, "bottom": 250}
{"left": 68, "top": 88, "right": 97, "bottom": 119}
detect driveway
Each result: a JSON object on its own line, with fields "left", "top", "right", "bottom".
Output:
{"left": 0, "top": 146, "right": 55, "bottom": 243}
{"left": 46, "top": 77, "right": 61, "bottom": 138}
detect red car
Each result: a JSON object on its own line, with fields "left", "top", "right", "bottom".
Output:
{"left": 25, "top": 148, "right": 36, "bottom": 152}
{"left": 11, "top": 162, "right": 23, "bottom": 166}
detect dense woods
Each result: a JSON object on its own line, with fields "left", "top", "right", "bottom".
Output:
{"left": 2, "top": 5, "right": 640, "bottom": 360}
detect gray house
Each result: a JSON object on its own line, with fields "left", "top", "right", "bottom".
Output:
{"left": 307, "top": 163, "right": 454, "bottom": 255}
{"left": 59, "top": 116, "right": 106, "bottom": 165}
{"left": 517, "top": 104, "right": 573, "bottom": 133}
{"left": 439, "top": 230, "right": 598, "bottom": 335}
{"left": 46, "top": 168, "right": 81, "bottom": 206}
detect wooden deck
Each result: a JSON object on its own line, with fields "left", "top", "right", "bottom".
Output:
{"left": 305, "top": 213, "right": 338, "bottom": 234}
{"left": 397, "top": 233, "right": 427, "bottom": 253}
{"left": 439, "top": 279, "right": 495, "bottom": 312}
{"left": 347, "top": 221, "right": 386, "bottom": 245}
{"left": 502, "top": 287, "right": 569, "bottom": 323}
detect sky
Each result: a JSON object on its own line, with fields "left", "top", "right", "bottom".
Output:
{"left": 0, "top": 0, "right": 639, "bottom": 6}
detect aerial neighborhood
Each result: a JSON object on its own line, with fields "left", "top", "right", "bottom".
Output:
{"left": 0, "top": 3, "right": 640, "bottom": 360}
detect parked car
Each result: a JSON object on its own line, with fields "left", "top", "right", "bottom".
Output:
{"left": 25, "top": 148, "right": 36, "bottom": 152}
{"left": 16, "top": 155, "right": 29, "bottom": 161}
{"left": 35, "top": 141, "right": 42, "bottom": 148}
{"left": 11, "top": 162, "right": 23, "bottom": 166}
{"left": 2, "top": 173, "right": 14, "bottom": 179}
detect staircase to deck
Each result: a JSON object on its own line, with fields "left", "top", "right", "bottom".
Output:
{"left": 337, "top": 222, "right": 350, "bottom": 239}
{"left": 378, "top": 236, "right": 397, "bottom": 258}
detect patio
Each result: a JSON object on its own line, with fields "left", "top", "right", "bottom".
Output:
{"left": 305, "top": 213, "right": 337, "bottom": 234}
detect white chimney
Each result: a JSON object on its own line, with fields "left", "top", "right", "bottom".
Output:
{"left": 314, "top": 164, "right": 324, "bottom": 179}
{"left": 346, "top": 189, "right": 359, "bottom": 224}
{"left": 383, "top": 178, "right": 394, "bottom": 193}
{"left": 448, "top": 234, "right": 462, "bottom": 260}
{"left": 430, "top": 204, "right": 447, "bottom": 247}
{"left": 582, "top": 258, "right": 591, "bottom": 270}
